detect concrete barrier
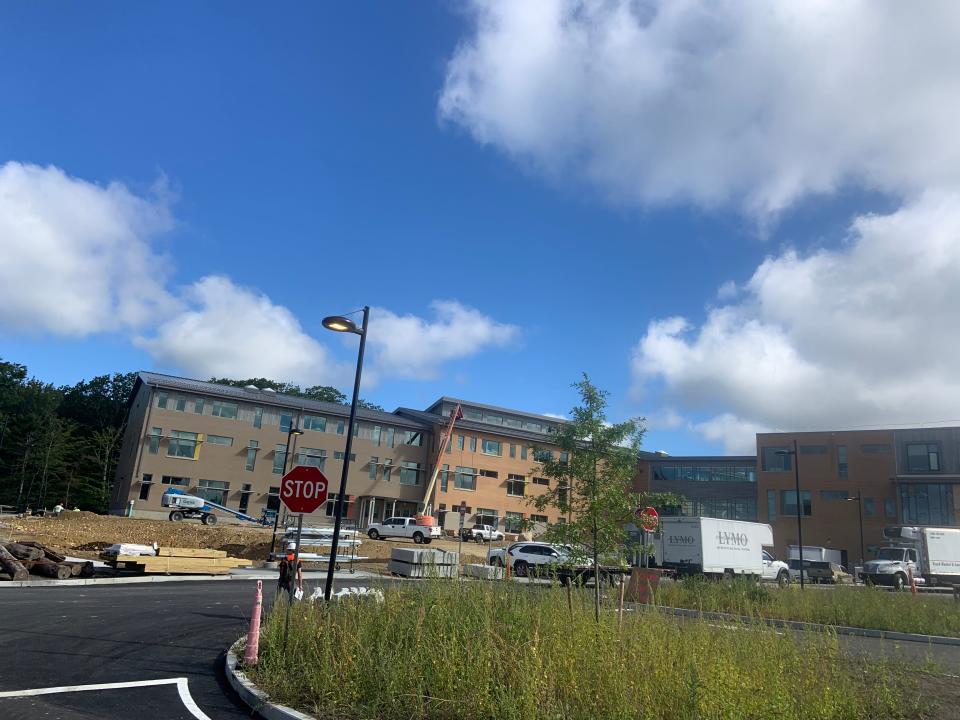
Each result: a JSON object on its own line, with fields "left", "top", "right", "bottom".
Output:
{"left": 389, "top": 548, "right": 458, "bottom": 578}
{"left": 463, "top": 563, "right": 504, "bottom": 580}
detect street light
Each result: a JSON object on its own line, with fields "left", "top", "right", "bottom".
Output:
{"left": 322, "top": 306, "right": 369, "bottom": 602}
{"left": 845, "top": 493, "right": 865, "bottom": 570}
{"left": 268, "top": 425, "right": 304, "bottom": 560}
{"left": 776, "top": 440, "right": 805, "bottom": 590}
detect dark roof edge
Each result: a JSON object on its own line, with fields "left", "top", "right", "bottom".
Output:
{"left": 424, "top": 396, "right": 568, "bottom": 425}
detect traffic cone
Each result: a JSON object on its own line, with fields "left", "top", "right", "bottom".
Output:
{"left": 243, "top": 580, "right": 263, "bottom": 666}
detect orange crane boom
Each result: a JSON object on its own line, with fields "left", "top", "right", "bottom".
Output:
{"left": 417, "top": 403, "right": 463, "bottom": 522}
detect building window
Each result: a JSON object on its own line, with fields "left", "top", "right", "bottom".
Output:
{"left": 239, "top": 483, "right": 252, "bottom": 513}
{"left": 193, "top": 398, "right": 204, "bottom": 414}
{"left": 533, "top": 449, "right": 553, "bottom": 463}
{"left": 479, "top": 469, "right": 498, "bottom": 480}
{"left": 799, "top": 445, "right": 827, "bottom": 455}
{"left": 476, "top": 508, "right": 498, "bottom": 527}
{"left": 504, "top": 511, "right": 523, "bottom": 533}
{"left": 253, "top": 407, "right": 262, "bottom": 429}
{"left": 266, "top": 486, "right": 280, "bottom": 512}
{"left": 837, "top": 446, "right": 848, "bottom": 478}
{"left": 157, "top": 391, "right": 169, "bottom": 409}
{"left": 455, "top": 466, "right": 476, "bottom": 491}
{"left": 559, "top": 451, "right": 569, "bottom": 464}
{"left": 400, "top": 462, "right": 420, "bottom": 486}
{"left": 863, "top": 498, "right": 876, "bottom": 518}
{"left": 207, "top": 435, "right": 233, "bottom": 447}
{"left": 273, "top": 444, "right": 287, "bottom": 474}
{"left": 509, "top": 444, "right": 516, "bottom": 458}
{"left": 175, "top": 396, "right": 187, "bottom": 412}
{"left": 900, "top": 483, "right": 955, "bottom": 525}
{"left": 761, "top": 447, "right": 792, "bottom": 471}
{"left": 445, "top": 436, "right": 452, "bottom": 453}
{"left": 529, "top": 514, "right": 548, "bottom": 524}
{"left": 245, "top": 441, "right": 258, "bottom": 472}
{"left": 325, "top": 494, "right": 353, "bottom": 518}
{"left": 820, "top": 491, "right": 849, "bottom": 501}
{"left": 481, "top": 439, "right": 501, "bottom": 456}
{"left": 506, "top": 474, "right": 525, "bottom": 497}
{"left": 457, "top": 435, "right": 465, "bottom": 451}
{"left": 520, "top": 446, "right": 528, "bottom": 460}
{"left": 161, "top": 475, "right": 189, "bottom": 486}
{"left": 385, "top": 427, "right": 395, "bottom": 448}
{"left": 297, "top": 448, "right": 327, "bottom": 470}
{"left": 440, "top": 464, "right": 449, "bottom": 492}
{"left": 484, "top": 413, "right": 503, "bottom": 426}
{"left": 382, "top": 459, "right": 392, "bottom": 482}
{"left": 906, "top": 443, "right": 941, "bottom": 472}
{"left": 372, "top": 425, "right": 382, "bottom": 446}
{"left": 402, "top": 430, "right": 423, "bottom": 447}
{"left": 212, "top": 401, "right": 239, "bottom": 419}
{"left": 532, "top": 477, "right": 549, "bottom": 487}
{"left": 139, "top": 474, "right": 153, "bottom": 501}
{"left": 148, "top": 427, "right": 162, "bottom": 454}
{"left": 303, "top": 415, "right": 326, "bottom": 432}
{"left": 334, "top": 451, "right": 356, "bottom": 461}
{"left": 505, "top": 417, "right": 522, "bottom": 429}
{"left": 279, "top": 413, "right": 292, "bottom": 433}
{"left": 469, "top": 437, "right": 478, "bottom": 452}
{"left": 369, "top": 457, "right": 379, "bottom": 480}
{"left": 780, "top": 490, "right": 812, "bottom": 517}
{"left": 336, "top": 419, "right": 345, "bottom": 435}
{"left": 884, "top": 498, "right": 897, "bottom": 519}
{"left": 167, "top": 430, "right": 199, "bottom": 459}
{"left": 862, "top": 443, "right": 892, "bottom": 454}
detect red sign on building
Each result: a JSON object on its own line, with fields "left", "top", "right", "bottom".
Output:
{"left": 280, "top": 466, "right": 329, "bottom": 515}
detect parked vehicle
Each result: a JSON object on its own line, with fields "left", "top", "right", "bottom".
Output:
{"left": 656, "top": 517, "right": 777, "bottom": 580}
{"left": 366, "top": 517, "right": 441, "bottom": 545}
{"left": 487, "top": 542, "right": 569, "bottom": 576}
{"left": 161, "top": 488, "right": 271, "bottom": 526}
{"left": 788, "top": 545, "right": 843, "bottom": 566}
{"left": 462, "top": 524, "right": 505, "bottom": 543}
{"left": 787, "top": 558, "right": 814, "bottom": 584}
{"left": 806, "top": 561, "right": 851, "bottom": 584}
{"left": 863, "top": 526, "right": 960, "bottom": 589}
{"left": 762, "top": 549, "right": 791, "bottom": 587}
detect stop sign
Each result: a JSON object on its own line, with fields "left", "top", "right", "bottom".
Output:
{"left": 280, "top": 465, "right": 329, "bottom": 514}
{"left": 637, "top": 505, "right": 659, "bottom": 532}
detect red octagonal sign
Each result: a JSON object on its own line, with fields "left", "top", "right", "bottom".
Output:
{"left": 280, "top": 465, "right": 329, "bottom": 514}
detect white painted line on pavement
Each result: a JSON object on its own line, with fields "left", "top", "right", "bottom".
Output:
{"left": 0, "top": 677, "right": 213, "bottom": 720}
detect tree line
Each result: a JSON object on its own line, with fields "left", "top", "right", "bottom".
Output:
{"left": 0, "top": 360, "right": 382, "bottom": 513}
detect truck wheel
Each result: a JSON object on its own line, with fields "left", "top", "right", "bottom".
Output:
{"left": 493, "top": 557, "right": 503, "bottom": 567}
{"left": 514, "top": 560, "right": 529, "bottom": 577}
{"left": 893, "top": 573, "right": 906, "bottom": 591}
{"left": 413, "top": 532, "right": 424, "bottom": 544}
{"left": 202, "top": 513, "right": 217, "bottom": 526}
{"left": 475, "top": 536, "right": 484, "bottom": 544}
{"left": 777, "top": 570, "right": 790, "bottom": 588}
{"left": 169, "top": 511, "right": 184, "bottom": 522}
{"left": 367, "top": 529, "right": 380, "bottom": 540}
{"left": 423, "top": 538, "right": 432, "bottom": 545}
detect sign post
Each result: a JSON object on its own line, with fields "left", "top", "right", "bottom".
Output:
{"left": 457, "top": 500, "right": 466, "bottom": 563}
{"left": 637, "top": 506, "right": 659, "bottom": 568}
{"left": 279, "top": 465, "right": 329, "bottom": 647}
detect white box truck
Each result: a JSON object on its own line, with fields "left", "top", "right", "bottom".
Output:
{"left": 657, "top": 517, "right": 778, "bottom": 579}
{"left": 863, "top": 526, "right": 960, "bottom": 589}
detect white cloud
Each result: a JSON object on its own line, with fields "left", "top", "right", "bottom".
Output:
{"left": 693, "top": 414, "right": 770, "bottom": 455}
{"left": 136, "top": 276, "right": 351, "bottom": 386}
{"left": 441, "top": 1, "right": 960, "bottom": 218}
{"left": 368, "top": 301, "right": 520, "bottom": 381}
{"left": 0, "top": 161, "right": 175, "bottom": 335}
{"left": 633, "top": 190, "right": 960, "bottom": 450}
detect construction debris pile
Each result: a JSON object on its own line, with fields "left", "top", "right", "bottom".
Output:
{"left": 100, "top": 545, "right": 253, "bottom": 575}
{"left": 0, "top": 541, "right": 93, "bottom": 581}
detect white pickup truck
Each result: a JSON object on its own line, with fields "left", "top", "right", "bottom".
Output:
{"left": 366, "top": 517, "right": 442, "bottom": 545}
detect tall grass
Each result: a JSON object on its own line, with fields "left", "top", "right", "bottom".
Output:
{"left": 653, "top": 578, "right": 960, "bottom": 637}
{"left": 250, "top": 581, "right": 918, "bottom": 720}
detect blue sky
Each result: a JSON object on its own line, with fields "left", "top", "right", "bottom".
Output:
{"left": 3, "top": 2, "right": 959, "bottom": 456}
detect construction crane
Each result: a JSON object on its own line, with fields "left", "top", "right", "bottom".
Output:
{"left": 161, "top": 488, "right": 272, "bottom": 526}
{"left": 417, "top": 403, "right": 463, "bottom": 524}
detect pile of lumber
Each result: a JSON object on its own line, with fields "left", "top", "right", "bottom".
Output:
{"left": 100, "top": 546, "right": 252, "bottom": 575}
{"left": 0, "top": 541, "right": 94, "bottom": 581}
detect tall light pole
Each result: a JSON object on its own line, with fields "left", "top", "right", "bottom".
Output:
{"left": 322, "top": 306, "right": 369, "bottom": 602}
{"left": 268, "top": 425, "right": 303, "bottom": 560}
{"left": 776, "top": 440, "right": 805, "bottom": 589}
{"left": 845, "top": 493, "right": 865, "bottom": 569}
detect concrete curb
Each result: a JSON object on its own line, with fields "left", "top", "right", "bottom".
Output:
{"left": 641, "top": 604, "right": 960, "bottom": 647}
{"left": 226, "top": 637, "right": 317, "bottom": 720}
{"left": 0, "top": 569, "right": 377, "bottom": 589}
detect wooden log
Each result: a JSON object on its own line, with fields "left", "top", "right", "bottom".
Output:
{"left": 0, "top": 544, "right": 29, "bottom": 581}
{"left": 18, "top": 541, "right": 66, "bottom": 563}
{"left": 61, "top": 561, "right": 94, "bottom": 578}
{"left": 30, "top": 559, "right": 72, "bottom": 580}
{"left": 0, "top": 573, "right": 11, "bottom": 581}
{"left": 3, "top": 543, "right": 44, "bottom": 562}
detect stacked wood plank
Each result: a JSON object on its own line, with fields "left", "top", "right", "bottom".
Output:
{"left": 100, "top": 546, "right": 252, "bottom": 575}
{"left": 0, "top": 541, "right": 94, "bottom": 581}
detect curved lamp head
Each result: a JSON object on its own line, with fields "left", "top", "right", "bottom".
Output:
{"left": 289, "top": 427, "right": 304, "bottom": 437}
{"left": 322, "top": 315, "right": 359, "bottom": 334}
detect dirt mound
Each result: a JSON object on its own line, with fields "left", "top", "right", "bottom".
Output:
{"left": 58, "top": 511, "right": 102, "bottom": 522}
